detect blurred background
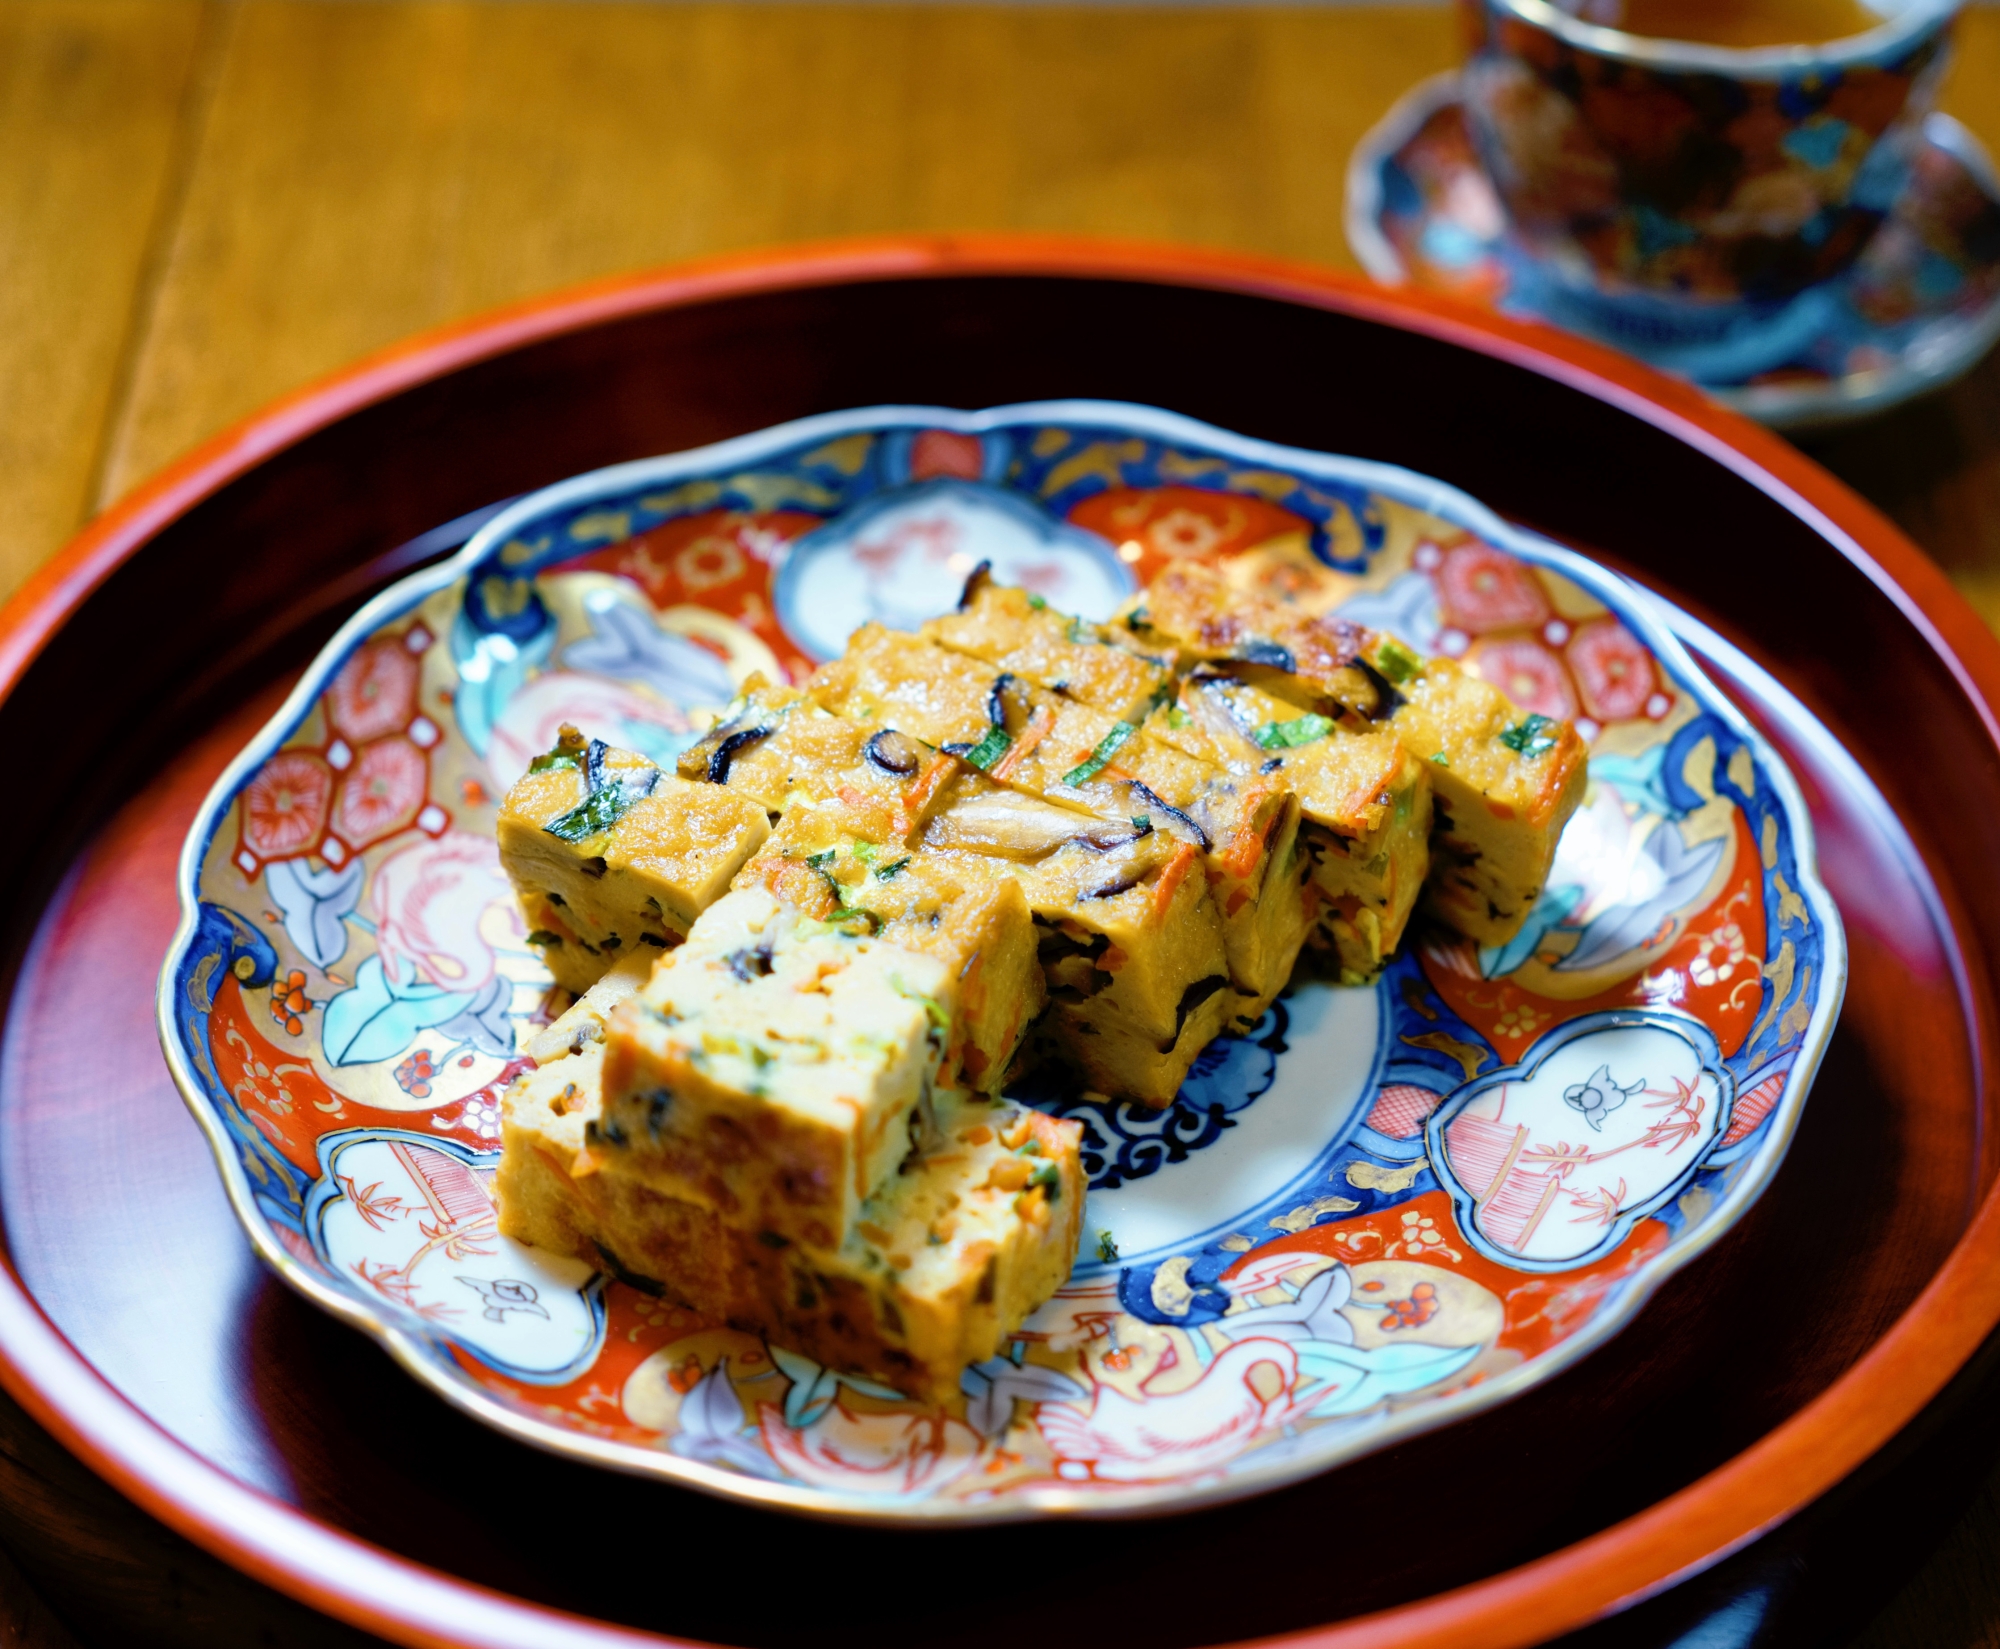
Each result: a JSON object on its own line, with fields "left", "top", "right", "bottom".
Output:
{"left": 10, "top": 0, "right": 1999, "bottom": 622}
{"left": 6, "top": 3, "right": 2000, "bottom": 1645}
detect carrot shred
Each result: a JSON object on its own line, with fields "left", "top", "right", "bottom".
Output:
{"left": 570, "top": 1145, "right": 604, "bottom": 1179}
{"left": 896, "top": 752, "right": 959, "bottom": 843}
{"left": 987, "top": 705, "right": 1055, "bottom": 782}
{"left": 1152, "top": 842, "right": 1200, "bottom": 922}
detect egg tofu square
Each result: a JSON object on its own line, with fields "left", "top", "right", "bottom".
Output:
{"left": 500, "top": 732, "right": 771, "bottom": 992}
{"left": 595, "top": 887, "right": 951, "bottom": 1251}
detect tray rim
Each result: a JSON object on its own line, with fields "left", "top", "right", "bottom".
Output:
{"left": 150, "top": 395, "right": 1848, "bottom": 1526}
{"left": 1, "top": 233, "right": 1995, "bottom": 1649}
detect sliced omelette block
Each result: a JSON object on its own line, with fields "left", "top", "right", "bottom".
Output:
{"left": 1366, "top": 651, "right": 1588, "bottom": 946}
{"left": 942, "top": 828, "right": 1234, "bottom": 1106}
{"left": 809, "top": 625, "right": 1307, "bottom": 1027}
{"left": 1130, "top": 563, "right": 1586, "bottom": 948}
{"left": 1123, "top": 561, "right": 1395, "bottom": 719}
{"left": 1153, "top": 669, "right": 1431, "bottom": 983}
{"left": 497, "top": 1047, "right": 1084, "bottom": 1402}
{"left": 593, "top": 886, "right": 950, "bottom": 1251}
{"left": 921, "top": 565, "right": 1177, "bottom": 727}
{"left": 737, "top": 804, "right": 1046, "bottom": 1095}
{"left": 501, "top": 725, "right": 772, "bottom": 993}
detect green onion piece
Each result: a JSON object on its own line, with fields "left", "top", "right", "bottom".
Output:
{"left": 528, "top": 751, "right": 579, "bottom": 775}
{"left": 805, "top": 848, "right": 837, "bottom": 869}
{"left": 1498, "top": 714, "right": 1558, "bottom": 758}
{"left": 1027, "top": 593, "right": 1047, "bottom": 610}
{"left": 1167, "top": 707, "right": 1191, "bottom": 729}
{"left": 1097, "top": 1229, "right": 1119, "bottom": 1263}
{"left": 544, "top": 784, "right": 632, "bottom": 842}
{"left": 1066, "top": 617, "right": 1093, "bottom": 644}
{"left": 1375, "top": 639, "right": 1422, "bottom": 685}
{"left": 960, "top": 725, "right": 1014, "bottom": 772}
{"left": 1251, "top": 714, "right": 1335, "bottom": 751}
{"left": 1430, "top": 751, "right": 1450, "bottom": 766}
{"left": 875, "top": 856, "right": 911, "bottom": 881}
{"left": 1061, "top": 720, "right": 1138, "bottom": 785}
{"left": 1029, "top": 1162, "right": 1063, "bottom": 1200}
{"left": 1130, "top": 814, "right": 1151, "bottom": 832}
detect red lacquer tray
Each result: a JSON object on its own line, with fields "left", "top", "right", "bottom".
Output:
{"left": 1, "top": 237, "right": 1996, "bottom": 1649}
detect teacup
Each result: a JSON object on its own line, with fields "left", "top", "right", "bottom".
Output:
{"left": 1459, "top": 0, "right": 1960, "bottom": 375}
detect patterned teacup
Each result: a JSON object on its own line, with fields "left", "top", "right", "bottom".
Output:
{"left": 1459, "top": 0, "right": 1960, "bottom": 375}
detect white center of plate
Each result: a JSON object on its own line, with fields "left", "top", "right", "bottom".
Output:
{"left": 1081, "top": 981, "right": 1383, "bottom": 1271}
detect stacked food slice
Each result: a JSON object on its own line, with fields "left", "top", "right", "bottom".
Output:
{"left": 497, "top": 727, "right": 1084, "bottom": 1401}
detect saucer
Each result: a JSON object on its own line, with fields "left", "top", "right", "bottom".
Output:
{"left": 1346, "top": 73, "right": 2000, "bottom": 429}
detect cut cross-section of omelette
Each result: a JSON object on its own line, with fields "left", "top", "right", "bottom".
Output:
{"left": 497, "top": 1042, "right": 1084, "bottom": 1403}
{"left": 500, "top": 724, "right": 771, "bottom": 992}
{"left": 593, "top": 886, "right": 952, "bottom": 1252}
{"left": 737, "top": 802, "right": 1046, "bottom": 1096}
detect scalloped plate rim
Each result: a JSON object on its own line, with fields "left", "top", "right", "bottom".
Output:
{"left": 155, "top": 398, "right": 1847, "bottom": 1525}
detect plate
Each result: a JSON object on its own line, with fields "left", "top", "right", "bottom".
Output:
{"left": 1346, "top": 75, "right": 2000, "bottom": 430}
{"left": 158, "top": 399, "right": 1844, "bottom": 1522}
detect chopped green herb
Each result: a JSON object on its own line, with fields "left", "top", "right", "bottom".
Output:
{"left": 960, "top": 724, "right": 1014, "bottom": 771}
{"left": 1124, "top": 607, "right": 1150, "bottom": 632}
{"left": 524, "top": 930, "right": 566, "bottom": 947}
{"left": 853, "top": 841, "right": 879, "bottom": 864}
{"left": 875, "top": 856, "right": 911, "bottom": 881}
{"left": 544, "top": 783, "right": 633, "bottom": 842}
{"left": 1148, "top": 682, "right": 1178, "bottom": 714}
{"left": 1430, "top": 751, "right": 1450, "bottom": 766}
{"left": 1167, "top": 707, "right": 1191, "bottom": 729}
{"left": 1061, "top": 720, "right": 1138, "bottom": 785}
{"left": 1027, "top": 593, "right": 1047, "bottom": 610}
{"left": 528, "top": 724, "right": 588, "bottom": 774}
{"left": 1097, "top": 1230, "right": 1119, "bottom": 1263}
{"left": 1375, "top": 638, "right": 1423, "bottom": 685}
{"left": 889, "top": 976, "right": 951, "bottom": 1035}
{"left": 1499, "top": 713, "right": 1558, "bottom": 758}
{"left": 1251, "top": 714, "right": 1335, "bottom": 751}
{"left": 1029, "top": 1162, "right": 1063, "bottom": 1200}
{"left": 805, "top": 848, "right": 838, "bottom": 870}
{"left": 1130, "top": 814, "right": 1151, "bottom": 832}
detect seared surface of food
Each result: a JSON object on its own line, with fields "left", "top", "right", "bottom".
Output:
{"left": 498, "top": 1043, "right": 1083, "bottom": 1402}
{"left": 1127, "top": 562, "right": 1586, "bottom": 949}
{"left": 810, "top": 624, "right": 1308, "bottom": 1029}
{"left": 500, "top": 725, "right": 771, "bottom": 992}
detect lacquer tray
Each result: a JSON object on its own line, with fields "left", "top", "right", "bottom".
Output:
{"left": 1, "top": 238, "right": 1997, "bottom": 1646}
{"left": 156, "top": 400, "right": 1841, "bottom": 1522}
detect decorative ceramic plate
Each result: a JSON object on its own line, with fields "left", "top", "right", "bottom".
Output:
{"left": 1346, "top": 76, "right": 2000, "bottom": 431}
{"left": 159, "top": 402, "right": 1843, "bottom": 1523}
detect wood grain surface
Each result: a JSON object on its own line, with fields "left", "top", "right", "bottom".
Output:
{"left": 6, "top": 4, "right": 2000, "bottom": 1646}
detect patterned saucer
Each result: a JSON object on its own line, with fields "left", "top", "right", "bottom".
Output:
{"left": 1346, "top": 74, "right": 2000, "bottom": 430}
{"left": 159, "top": 403, "right": 1843, "bottom": 1523}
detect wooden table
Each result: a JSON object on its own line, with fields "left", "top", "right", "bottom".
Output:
{"left": 5, "top": 3, "right": 2000, "bottom": 1644}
